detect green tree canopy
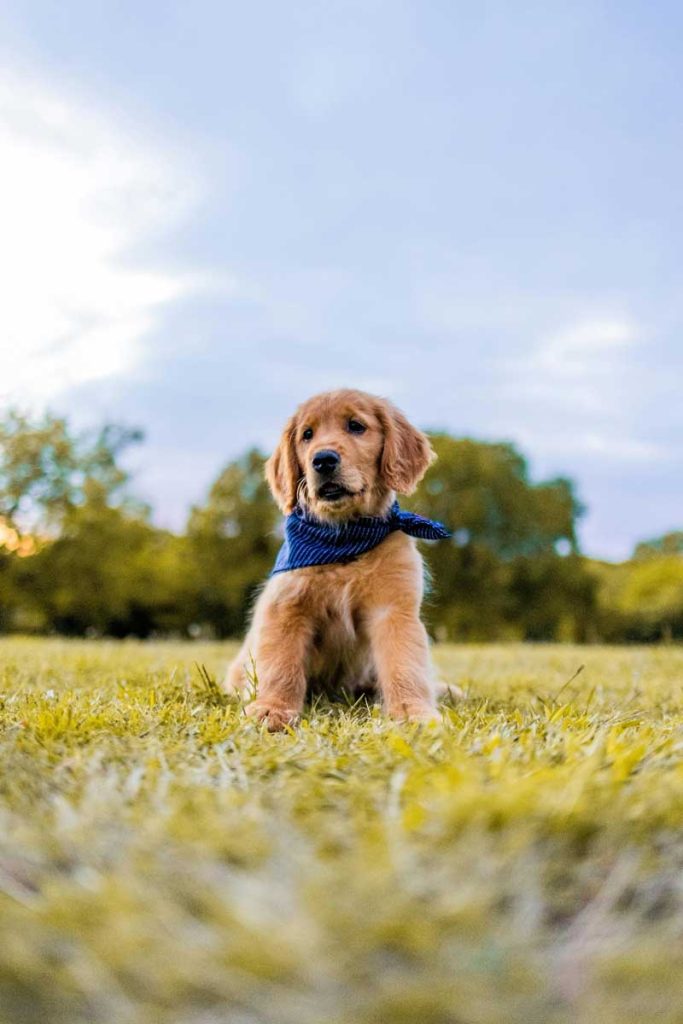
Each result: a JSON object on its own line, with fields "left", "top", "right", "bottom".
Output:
{"left": 411, "top": 435, "right": 592, "bottom": 640}
{"left": 185, "top": 449, "right": 280, "bottom": 637}
{"left": 20, "top": 493, "right": 186, "bottom": 637}
{"left": 413, "top": 435, "right": 581, "bottom": 558}
{"left": 0, "top": 410, "right": 170, "bottom": 636}
{"left": 0, "top": 410, "right": 143, "bottom": 535}
{"left": 633, "top": 531, "right": 683, "bottom": 560}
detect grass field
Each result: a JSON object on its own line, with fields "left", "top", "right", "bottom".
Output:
{"left": 0, "top": 639, "right": 681, "bottom": 1024}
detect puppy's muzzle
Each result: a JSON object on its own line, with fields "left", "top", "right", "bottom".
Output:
{"left": 312, "top": 450, "right": 341, "bottom": 477}
{"left": 312, "top": 449, "right": 351, "bottom": 502}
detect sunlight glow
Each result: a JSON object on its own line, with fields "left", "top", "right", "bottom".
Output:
{"left": 0, "top": 70, "right": 200, "bottom": 405}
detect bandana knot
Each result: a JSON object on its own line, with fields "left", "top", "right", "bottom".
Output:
{"left": 272, "top": 500, "right": 450, "bottom": 575}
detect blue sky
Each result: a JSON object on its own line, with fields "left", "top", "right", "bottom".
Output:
{"left": 1, "top": 0, "right": 681, "bottom": 559}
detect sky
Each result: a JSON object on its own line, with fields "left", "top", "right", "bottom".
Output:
{"left": 0, "top": 0, "right": 681, "bottom": 560}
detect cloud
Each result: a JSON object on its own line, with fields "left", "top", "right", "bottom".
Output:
{"left": 534, "top": 318, "right": 635, "bottom": 374}
{"left": 497, "top": 315, "right": 669, "bottom": 464}
{"left": 520, "top": 317, "right": 638, "bottom": 413}
{"left": 511, "top": 426, "right": 665, "bottom": 466}
{"left": 578, "top": 432, "right": 662, "bottom": 461}
{"left": 0, "top": 69, "right": 202, "bottom": 406}
{"left": 532, "top": 317, "right": 638, "bottom": 405}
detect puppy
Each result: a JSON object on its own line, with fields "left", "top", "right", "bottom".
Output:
{"left": 224, "top": 389, "right": 447, "bottom": 730}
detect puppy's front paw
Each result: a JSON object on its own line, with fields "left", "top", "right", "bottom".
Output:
{"left": 245, "top": 700, "right": 300, "bottom": 732}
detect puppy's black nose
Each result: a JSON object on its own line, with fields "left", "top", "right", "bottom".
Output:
{"left": 312, "top": 449, "right": 340, "bottom": 476}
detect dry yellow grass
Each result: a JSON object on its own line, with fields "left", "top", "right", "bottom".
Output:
{"left": 0, "top": 638, "right": 682, "bottom": 1023}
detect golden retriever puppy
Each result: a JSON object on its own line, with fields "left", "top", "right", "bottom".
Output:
{"left": 224, "top": 389, "right": 450, "bottom": 730}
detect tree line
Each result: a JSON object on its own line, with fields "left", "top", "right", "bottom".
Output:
{"left": 0, "top": 411, "right": 680, "bottom": 642}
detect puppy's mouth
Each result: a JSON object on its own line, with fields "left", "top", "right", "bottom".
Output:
{"left": 316, "top": 481, "right": 354, "bottom": 503}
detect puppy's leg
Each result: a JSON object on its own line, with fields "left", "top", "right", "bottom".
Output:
{"left": 367, "top": 604, "right": 438, "bottom": 722}
{"left": 244, "top": 601, "right": 312, "bottom": 732}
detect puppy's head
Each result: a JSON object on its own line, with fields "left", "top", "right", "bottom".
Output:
{"left": 266, "top": 389, "right": 434, "bottom": 521}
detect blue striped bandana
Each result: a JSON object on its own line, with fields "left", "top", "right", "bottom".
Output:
{"left": 272, "top": 500, "right": 451, "bottom": 574}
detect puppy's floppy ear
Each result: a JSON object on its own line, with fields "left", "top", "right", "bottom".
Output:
{"left": 265, "top": 415, "right": 301, "bottom": 513}
{"left": 377, "top": 400, "right": 434, "bottom": 494}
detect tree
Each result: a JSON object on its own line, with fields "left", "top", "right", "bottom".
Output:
{"left": 594, "top": 538, "right": 683, "bottom": 643}
{"left": 0, "top": 411, "right": 158, "bottom": 635}
{"left": 633, "top": 531, "right": 683, "bottom": 561}
{"left": 411, "top": 435, "right": 594, "bottom": 640}
{"left": 19, "top": 488, "right": 187, "bottom": 636}
{"left": 0, "top": 410, "right": 143, "bottom": 535}
{"left": 185, "top": 449, "right": 280, "bottom": 637}
{"left": 414, "top": 435, "right": 580, "bottom": 555}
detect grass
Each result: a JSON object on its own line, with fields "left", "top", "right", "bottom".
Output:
{"left": 0, "top": 639, "right": 682, "bottom": 1024}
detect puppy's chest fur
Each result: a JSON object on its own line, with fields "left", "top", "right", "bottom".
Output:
{"left": 306, "top": 582, "right": 374, "bottom": 695}
{"left": 266, "top": 531, "right": 421, "bottom": 695}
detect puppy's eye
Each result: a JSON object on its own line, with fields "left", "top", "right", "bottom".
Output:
{"left": 347, "top": 419, "right": 366, "bottom": 434}
{"left": 302, "top": 427, "right": 314, "bottom": 441}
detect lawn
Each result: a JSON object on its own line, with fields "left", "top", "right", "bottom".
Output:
{"left": 0, "top": 639, "right": 681, "bottom": 1024}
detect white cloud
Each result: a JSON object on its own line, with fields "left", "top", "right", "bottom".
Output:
{"left": 519, "top": 317, "right": 638, "bottom": 414}
{"left": 578, "top": 432, "right": 662, "bottom": 461}
{"left": 496, "top": 315, "right": 668, "bottom": 463}
{"left": 534, "top": 318, "right": 635, "bottom": 376}
{"left": 512, "top": 426, "right": 665, "bottom": 465}
{"left": 0, "top": 69, "right": 202, "bottom": 405}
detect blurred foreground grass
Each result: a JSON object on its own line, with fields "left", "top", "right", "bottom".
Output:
{"left": 0, "top": 638, "right": 682, "bottom": 1024}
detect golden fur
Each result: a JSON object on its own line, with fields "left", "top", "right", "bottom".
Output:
{"left": 224, "top": 389, "right": 443, "bottom": 730}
